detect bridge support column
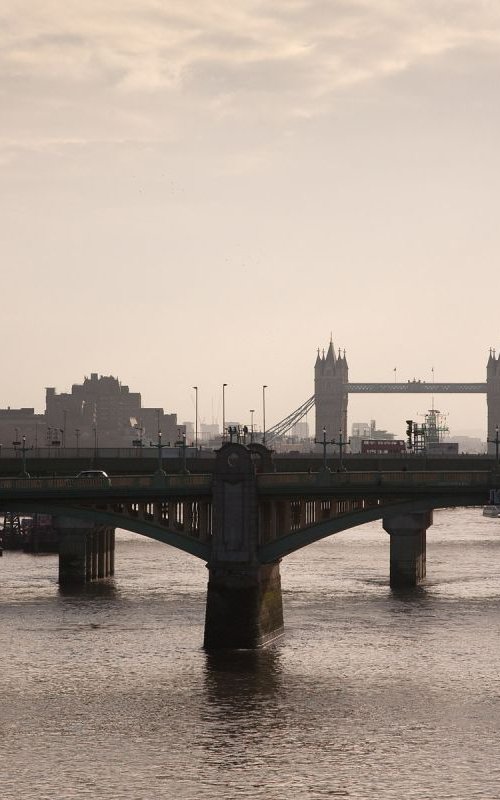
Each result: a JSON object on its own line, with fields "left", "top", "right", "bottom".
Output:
{"left": 184, "top": 501, "right": 193, "bottom": 535}
{"left": 59, "top": 527, "right": 88, "bottom": 586}
{"left": 109, "top": 529, "right": 115, "bottom": 576}
{"left": 204, "top": 561, "right": 284, "bottom": 649}
{"left": 56, "top": 517, "right": 115, "bottom": 586}
{"left": 198, "top": 501, "right": 210, "bottom": 541}
{"left": 204, "top": 443, "right": 284, "bottom": 649}
{"left": 97, "top": 528, "right": 106, "bottom": 579}
{"left": 168, "top": 501, "right": 177, "bottom": 529}
{"left": 383, "top": 512, "right": 432, "bottom": 588}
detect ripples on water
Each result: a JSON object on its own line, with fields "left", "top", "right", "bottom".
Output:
{"left": 1, "top": 508, "right": 500, "bottom": 799}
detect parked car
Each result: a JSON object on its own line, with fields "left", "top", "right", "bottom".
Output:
{"left": 76, "top": 470, "right": 111, "bottom": 485}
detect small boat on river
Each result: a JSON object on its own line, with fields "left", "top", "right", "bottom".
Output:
{"left": 483, "top": 505, "right": 500, "bottom": 518}
{"left": 483, "top": 490, "right": 500, "bottom": 518}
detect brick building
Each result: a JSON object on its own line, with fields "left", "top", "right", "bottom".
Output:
{"left": 43, "top": 373, "right": 180, "bottom": 448}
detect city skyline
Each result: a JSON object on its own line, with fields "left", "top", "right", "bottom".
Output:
{"left": 0, "top": 356, "right": 490, "bottom": 441}
{"left": 2, "top": 3, "right": 500, "bottom": 437}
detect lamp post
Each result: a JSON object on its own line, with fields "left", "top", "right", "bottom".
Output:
{"left": 250, "top": 409, "right": 255, "bottom": 444}
{"left": 19, "top": 435, "right": 32, "bottom": 478}
{"left": 314, "top": 426, "right": 334, "bottom": 472}
{"left": 222, "top": 383, "right": 227, "bottom": 442}
{"left": 262, "top": 385, "right": 267, "bottom": 446}
{"left": 62, "top": 409, "right": 67, "bottom": 447}
{"left": 488, "top": 425, "right": 500, "bottom": 463}
{"left": 332, "top": 428, "right": 350, "bottom": 471}
{"left": 175, "top": 431, "right": 189, "bottom": 474}
{"left": 93, "top": 426, "right": 98, "bottom": 465}
{"left": 193, "top": 386, "right": 198, "bottom": 454}
{"left": 150, "top": 430, "right": 167, "bottom": 476}
{"left": 75, "top": 428, "right": 80, "bottom": 456}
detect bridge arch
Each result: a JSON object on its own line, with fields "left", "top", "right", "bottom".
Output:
{"left": 258, "top": 494, "right": 481, "bottom": 563}
{"left": 6, "top": 501, "right": 210, "bottom": 561}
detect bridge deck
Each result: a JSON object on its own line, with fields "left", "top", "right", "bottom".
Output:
{"left": 347, "top": 382, "right": 487, "bottom": 393}
{"left": 0, "top": 470, "right": 496, "bottom": 502}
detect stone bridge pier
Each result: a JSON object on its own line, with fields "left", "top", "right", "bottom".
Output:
{"left": 383, "top": 511, "right": 433, "bottom": 588}
{"left": 204, "top": 444, "right": 284, "bottom": 650}
{"left": 56, "top": 516, "right": 115, "bottom": 586}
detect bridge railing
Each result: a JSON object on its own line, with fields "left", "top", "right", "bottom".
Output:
{"left": 0, "top": 446, "right": 207, "bottom": 460}
{"left": 258, "top": 470, "right": 495, "bottom": 489}
{"left": 0, "top": 474, "right": 213, "bottom": 491}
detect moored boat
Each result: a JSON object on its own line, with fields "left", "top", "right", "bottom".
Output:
{"left": 483, "top": 489, "right": 500, "bottom": 517}
{"left": 483, "top": 505, "right": 500, "bottom": 518}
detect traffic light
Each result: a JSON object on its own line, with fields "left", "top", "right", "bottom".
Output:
{"left": 406, "top": 419, "right": 413, "bottom": 449}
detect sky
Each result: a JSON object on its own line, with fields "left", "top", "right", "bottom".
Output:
{"left": 2, "top": 1, "right": 500, "bottom": 438}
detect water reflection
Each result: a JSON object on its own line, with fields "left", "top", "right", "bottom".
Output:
{"left": 201, "top": 647, "right": 288, "bottom": 770}
{"left": 58, "top": 579, "right": 118, "bottom": 600}
{"left": 203, "top": 647, "right": 283, "bottom": 711}
{"left": 389, "top": 584, "right": 430, "bottom": 608}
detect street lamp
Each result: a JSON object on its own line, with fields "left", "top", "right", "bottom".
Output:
{"left": 174, "top": 431, "right": 189, "bottom": 474}
{"left": 250, "top": 409, "right": 255, "bottom": 444}
{"left": 150, "top": 430, "right": 167, "bottom": 476}
{"left": 487, "top": 424, "right": 500, "bottom": 463}
{"left": 193, "top": 386, "right": 198, "bottom": 454}
{"left": 262, "top": 385, "right": 268, "bottom": 446}
{"left": 75, "top": 428, "right": 80, "bottom": 455}
{"left": 332, "top": 428, "right": 350, "bottom": 471}
{"left": 222, "top": 383, "right": 227, "bottom": 442}
{"left": 315, "top": 426, "right": 334, "bottom": 472}
{"left": 19, "top": 435, "right": 32, "bottom": 478}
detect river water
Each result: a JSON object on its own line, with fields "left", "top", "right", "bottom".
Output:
{"left": 1, "top": 507, "right": 499, "bottom": 799}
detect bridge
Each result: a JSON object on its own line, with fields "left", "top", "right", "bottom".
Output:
{"left": 347, "top": 382, "right": 487, "bottom": 393}
{"left": 1, "top": 443, "right": 498, "bottom": 649}
{"left": 261, "top": 343, "right": 500, "bottom": 450}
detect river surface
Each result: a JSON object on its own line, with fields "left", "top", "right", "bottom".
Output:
{"left": 1, "top": 507, "right": 500, "bottom": 799}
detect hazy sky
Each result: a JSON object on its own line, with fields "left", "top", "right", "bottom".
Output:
{"left": 2, "top": 1, "right": 500, "bottom": 437}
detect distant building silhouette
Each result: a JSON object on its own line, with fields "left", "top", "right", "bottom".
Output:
{"left": 487, "top": 349, "right": 500, "bottom": 452}
{"left": 314, "top": 340, "right": 348, "bottom": 441}
{"left": 0, "top": 374, "right": 181, "bottom": 450}
{"left": 45, "top": 373, "right": 180, "bottom": 448}
{"left": 0, "top": 407, "right": 45, "bottom": 450}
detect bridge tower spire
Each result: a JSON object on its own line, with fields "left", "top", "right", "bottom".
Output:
{"left": 487, "top": 348, "right": 500, "bottom": 454}
{"left": 314, "top": 339, "right": 348, "bottom": 444}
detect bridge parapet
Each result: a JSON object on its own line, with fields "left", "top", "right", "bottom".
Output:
{"left": 0, "top": 474, "right": 213, "bottom": 492}
{"left": 257, "top": 470, "right": 498, "bottom": 492}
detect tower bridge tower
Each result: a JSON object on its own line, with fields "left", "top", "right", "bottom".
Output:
{"left": 487, "top": 349, "right": 500, "bottom": 453}
{"left": 314, "top": 340, "right": 348, "bottom": 442}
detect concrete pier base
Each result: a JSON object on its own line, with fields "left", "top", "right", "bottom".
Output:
{"left": 205, "top": 443, "right": 285, "bottom": 649}
{"left": 204, "top": 561, "right": 284, "bottom": 650}
{"left": 57, "top": 517, "right": 115, "bottom": 586}
{"left": 59, "top": 529, "right": 87, "bottom": 586}
{"left": 383, "top": 511, "right": 432, "bottom": 587}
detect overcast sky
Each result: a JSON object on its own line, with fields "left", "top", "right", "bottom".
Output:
{"left": 2, "top": 1, "right": 500, "bottom": 436}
